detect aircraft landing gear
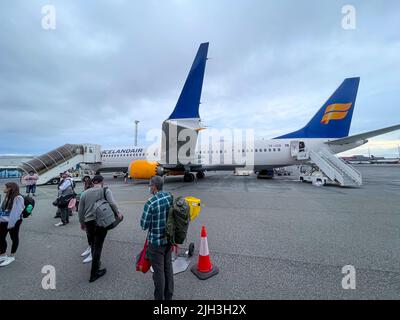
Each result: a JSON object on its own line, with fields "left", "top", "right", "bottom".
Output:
{"left": 257, "top": 169, "right": 274, "bottom": 179}
{"left": 196, "top": 171, "right": 205, "bottom": 179}
{"left": 183, "top": 173, "right": 195, "bottom": 182}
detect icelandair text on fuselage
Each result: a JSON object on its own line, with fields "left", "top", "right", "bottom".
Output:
{"left": 101, "top": 148, "right": 144, "bottom": 155}
{"left": 153, "top": 304, "right": 247, "bottom": 318}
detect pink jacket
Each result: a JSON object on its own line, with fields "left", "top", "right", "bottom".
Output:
{"left": 23, "top": 174, "right": 39, "bottom": 185}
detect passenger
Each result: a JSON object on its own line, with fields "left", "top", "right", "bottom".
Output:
{"left": 78, "top": 175, "right": 123, "bottom": 283}
{"left": 80, "top": 178, "right": 94, "bottom": 264}
{"left": 0, "top": 182, "right": 25, "bottom": 267}
{"left": 55, "top": 171, "right": 75, "bottom": 227}
{"left": 23, "top": 171, "right": 39, "bottom": 197}
{"left": 140, "top": 176, "right": 174, "bottom": 300}
{"left": 124, "top": 172, "right": 129, "bottom": 184}
{"left": 54, "top": 173, "right": 64, "bottom": 219}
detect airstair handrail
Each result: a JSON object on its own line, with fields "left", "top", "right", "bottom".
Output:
{"left": 320, "top": 148, "right": 362, "bottom": 185}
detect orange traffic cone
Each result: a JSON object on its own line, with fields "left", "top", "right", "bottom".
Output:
{"left": 191, "top": 225, "right": 219, "bottom": 280}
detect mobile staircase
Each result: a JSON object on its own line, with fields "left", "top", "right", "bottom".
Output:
{"left": 307, "top": 147, "right": 362, "bottom": 187}
{"left": 19, "top": 144, "right": 101, "bottom": 185}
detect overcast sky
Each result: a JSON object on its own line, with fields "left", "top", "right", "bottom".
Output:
{"left": 0, "top": 0, "right": 399, "bottom": 157}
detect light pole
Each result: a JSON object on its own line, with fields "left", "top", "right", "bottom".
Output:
{"left": 134, "top": 120, "right": 140, "bottom": 147}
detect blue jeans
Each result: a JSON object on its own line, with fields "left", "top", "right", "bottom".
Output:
{"left": 26, "top": 185, "right": 36, "bottom": 194}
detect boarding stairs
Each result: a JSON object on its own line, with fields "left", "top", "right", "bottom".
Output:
{"left": 19, "top": 144, "right": 101, "bottom": 185}
{"left": 309, "top": 147, "right": 362, "bottom": 187}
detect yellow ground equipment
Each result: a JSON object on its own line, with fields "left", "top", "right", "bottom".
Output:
{"left": 185, "top": 196, "right": 201, "bottom": 221}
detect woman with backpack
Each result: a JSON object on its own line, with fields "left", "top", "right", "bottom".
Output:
{"left": 0, "top": 182, "right": 25, "bottom": 267}
{"left": 80, "top": 177, "right": 94, "bottom": 264}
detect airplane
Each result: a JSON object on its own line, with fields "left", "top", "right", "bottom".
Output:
{"left": 94, "top": 43, "right": 400, "bottom": 183}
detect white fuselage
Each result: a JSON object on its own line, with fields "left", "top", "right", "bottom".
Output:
{"left": 96, "top": 138, "right": 365, "bottom": 173}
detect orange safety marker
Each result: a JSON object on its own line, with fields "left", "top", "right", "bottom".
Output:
{"left": 191, "top": 225, "right": 219, "bottom": 280}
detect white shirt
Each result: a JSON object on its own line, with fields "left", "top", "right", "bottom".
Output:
{"left": 0, "top": 195, "right": 25, "bottom": 228}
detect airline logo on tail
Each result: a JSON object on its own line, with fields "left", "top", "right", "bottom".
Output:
{"left": 321, "top": 103, "right": 352, "bottom": 124}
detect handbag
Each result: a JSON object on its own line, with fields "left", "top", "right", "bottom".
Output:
{"left": 68, "top": 198, "right": 77, "bottom": 210}
{"left": 136, "top": 238, "right": 151, "bottom": 273}
{"left": 56, "top": 194, "right": 73, "bottom": 208}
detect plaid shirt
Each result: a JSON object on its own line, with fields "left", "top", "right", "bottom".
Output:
{"left": 140, "top": 191, "right": 173, "bottom": 246}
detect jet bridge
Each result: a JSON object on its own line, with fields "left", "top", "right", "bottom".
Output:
{"left": 19, "top": 144, "right": 101, "bottom": 185}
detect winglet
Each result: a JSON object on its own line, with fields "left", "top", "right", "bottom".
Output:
{"left": 167, "top": 42, "right": 209, "bottom": 120}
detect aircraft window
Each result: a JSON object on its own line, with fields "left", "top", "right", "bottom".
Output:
{"left": 220, "top": 150, "right": 223, "bottom": 154}
{"left": 255, "top": 149, "right": 258, "bottom": 152}
{"left": 273, "top": 148, "right": 276, "bottom": 152}
{"left": 269, "top": 149, "right": 271, "bottom": 152}
{"left": 242, "top": 149, "right": 245, "bottom": 153}
{"left": 264, "top": 149, "right": 267, "bottom": 152}
{"left": 246, "top": 149, "right": 249, "bottom": 152}
{"left": 278, "top": 148, "right": 281, "bottom": 152}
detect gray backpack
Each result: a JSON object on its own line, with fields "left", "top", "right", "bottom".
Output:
{"left": 93, "top": 187, "right": 116, "bottom": 228}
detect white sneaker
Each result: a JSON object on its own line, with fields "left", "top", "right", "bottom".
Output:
{"left": 0, "top": 255, "right": 8, "bottom": 263}
{"left": 81, "top": 247, "right": 91, "bottom": 257}
{"left": 55, "top": 222, "right": 65, "bottom": 227}
{"left": 82, "top": 253, "right": 92, "bottom": 264}
{"left": 0, "top": 256, "right": 15, "bottom": 267}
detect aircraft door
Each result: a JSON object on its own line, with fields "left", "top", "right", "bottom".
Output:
{"left": 290, "top": 141, "right": 300, "bottom": 158}
{"left": 290, "top": 141, "right": 306, "bottom": 160}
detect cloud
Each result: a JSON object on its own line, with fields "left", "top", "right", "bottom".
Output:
{"left": 0, "top": 0, "right": 399, "bottom": 156}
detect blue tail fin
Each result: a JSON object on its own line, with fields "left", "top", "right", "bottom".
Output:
{"left": 275, "top": 77, "right": 360, "bottom": 139}
{"left": 167, "top": 42, "right": 209, "bottom": 120}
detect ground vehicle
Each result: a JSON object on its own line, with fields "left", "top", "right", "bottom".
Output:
{"left": 299, "top": 165, "right": 329, "bottom": 186}
{"left": 80, "top": 169, "right": 97, "bottom": 182}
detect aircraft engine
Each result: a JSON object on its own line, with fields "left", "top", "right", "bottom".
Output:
{"left": 128, "top": 160, "right": 163, "bottom": 179}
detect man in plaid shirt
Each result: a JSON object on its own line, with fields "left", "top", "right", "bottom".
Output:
{"left": 140, "top": 176, "right": 173, "bottom": 300}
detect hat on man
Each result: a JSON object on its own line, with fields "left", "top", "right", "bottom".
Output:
{"left": 92, "top": 175, "right": 104, "bottom": 184}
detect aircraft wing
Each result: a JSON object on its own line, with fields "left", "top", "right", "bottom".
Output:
{"left": 326, "top": 124, "right": 400, "bottom": 145}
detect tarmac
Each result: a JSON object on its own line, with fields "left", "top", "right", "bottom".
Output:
{"left": 0, "top": 165, "right": 399, "bottom": 300}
